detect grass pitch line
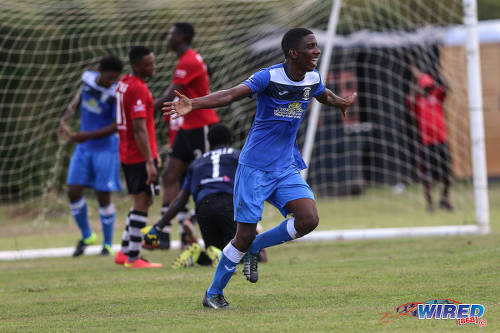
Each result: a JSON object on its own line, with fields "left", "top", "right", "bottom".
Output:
{"left": 0, "top": 225, "right": 481, "bottom": 261}
{"left": 0, "top": 241, "right": 182, "bottom": 261}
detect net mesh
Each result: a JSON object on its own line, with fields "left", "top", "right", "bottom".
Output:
{"left": 0, "top": 0, "right": 478, "bottom": 226}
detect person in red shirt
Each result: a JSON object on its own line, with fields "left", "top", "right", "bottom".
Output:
{"left": 406, "top": 65, "right": 454, "bottom": 212}
{"left": 154, "top": 22, "right": 219, "bottom": 249}
{"left": 114, "top": 46, "right": 162, "bottom": 268}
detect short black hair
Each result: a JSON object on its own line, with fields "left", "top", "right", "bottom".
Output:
{"left": 208, "top": 123, "right": 232, "bottom": 148}
{"left": 98, "top": 54, "right": 123, "bottom": 72}
{"left": 129, "top": 46, "right": 152, "bottom": 65}
{"left": 281, "top": 28, "right": 314, "bottom": 59}
{"left": 173, "top": 22, "right": 195, "bottom": 44}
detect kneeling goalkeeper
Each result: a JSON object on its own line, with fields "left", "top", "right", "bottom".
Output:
{"left": 144, "top": 124, "right": 255, "bottom": 267}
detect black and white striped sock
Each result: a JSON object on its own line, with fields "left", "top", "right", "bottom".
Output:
{"left": 120, "top": 211, "right": 131, "bottom": 255}
{"left": 127, "top": 210, "right": 147, "bottom": 262}
{"left": 161, "top": 204, "right": 172, "bottom": 233}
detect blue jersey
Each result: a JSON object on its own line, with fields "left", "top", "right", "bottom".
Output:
{"left": 78, "top": 70, "right": 118, "bottom": 150}
{"left": 240, "top": 63, "right": 326, "bottom": 171}
{"left": 182, "top": 147, "right": 240, "bottom": 203}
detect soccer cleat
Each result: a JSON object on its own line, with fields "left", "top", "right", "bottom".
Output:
{"left": 72, "top": 232, "right": 97, "bottom": 257}
{"left": 242, "top": 252, "right": 259, "bottom": 283}
{"left": 124, "top": 257, "right": 163, "bottom": 268}
{"left": 202, "top": 292, "right": 232, "bottom": 309}
{"left": 100, "top": 244, "right": 114, "bottom": 256}
{"left": 180, "top": 219, "right": 197, "bottom": 250}
{"left": 171, "top": 243, "right": 202, "bottom": 269}
{"left": 114, "top": 250, "right": 128, "bottom": 265}
{"left": 142, "top": 225, "right": 161, "bottom": 250}
{"left": 205, "top": 245, "right": 222, "bottom": 266}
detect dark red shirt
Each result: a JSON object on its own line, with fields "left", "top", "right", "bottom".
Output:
{"left": 171, "top": 49, "right": 219, "bottom": 129}
{"left": 407, "top": 84, "right": 447, "bottom": 146}
{"left": 116, "top": 74, "right": 158, "bottom": 164}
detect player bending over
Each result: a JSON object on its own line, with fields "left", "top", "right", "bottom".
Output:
{"left": 143, "top": 123, "right": 236, "bottom": 267}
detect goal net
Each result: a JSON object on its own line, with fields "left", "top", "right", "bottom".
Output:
{"left": 0, "top": 0, "right": 488, "bottom": 235}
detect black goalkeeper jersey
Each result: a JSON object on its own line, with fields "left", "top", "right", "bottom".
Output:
{"left": 182, "top": 147, "right": 240, "bottom": 203}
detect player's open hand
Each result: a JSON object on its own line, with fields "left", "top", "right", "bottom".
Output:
{"left": 162, "top": 90, "right": 192, "bottom": 119}
{"left": 339, "top": 92, "right": 357, "bottom": 118}
{"left": 57, "top": 121, "right": 71, "bottom": 141}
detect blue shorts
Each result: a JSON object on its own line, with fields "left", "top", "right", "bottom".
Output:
{"left": 66, "top": 145, "right": 122, "bottom": 192}
{"left": 233, "top": 163, "right": 315, "bottom": 223}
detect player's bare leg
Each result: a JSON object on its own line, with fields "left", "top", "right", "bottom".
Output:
{"left": 160, "top": 156, "right": 191, "bottom": 248}
{"left": 285, "top": 198, "right": 319, "bottom": 237}
{"left": 423, "top": 179, "right": 434, "bottom": 212}
{"left": 242, "top": 198, "right": 318, "bottom": 283}
{"left": 232, "top": 222, "right": 257, "bottom": 252}
{"left": 68, "top": 185, "right": 84, "bottom": 203}
{"left": 161, "top": 157, "right": 187, "bottom": 204}
{"left": 439, "top": 176, "right": 454, "bottom": 211}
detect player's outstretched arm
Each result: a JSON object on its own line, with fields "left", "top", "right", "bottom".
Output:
{"left": 163, "top": 84, "right": 251, "bottom": 119}
{"left": 316, "top": 89, "right": 357, "bottom": 118}
{"left": 155, "top": 189, "right": 190, "bottom": 229}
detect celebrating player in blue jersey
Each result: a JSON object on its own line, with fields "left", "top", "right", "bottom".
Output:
{"left": 58, "top": 55, "right": 124, "bottom": 257}
{"left": 164, "top": 28, "right": 357, "bottom": 309}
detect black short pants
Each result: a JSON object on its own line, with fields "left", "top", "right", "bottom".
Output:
{"left": 169, "top": 125, "right": 212, "bottom": 164}
{"left": 418, "top": 143, "right": 452, "bottom": 182}
{"left": 121, "top": 159, "right": 160, "bottom": 195}
{"left": 196, "top": 193, "right": 236, "bottom": 250}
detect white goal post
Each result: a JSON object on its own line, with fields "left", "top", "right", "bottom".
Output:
{"left": 301, "top": 0, "right": 489, "bottom": 239}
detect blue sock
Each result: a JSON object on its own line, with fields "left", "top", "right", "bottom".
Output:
{"left": 248, "top": 218, "right": 296, "bottom": 255}
{"left": 207, "top": 243, "right": 244, "bottom": 297}
{"left": 99, "top": 203, "right": 115, "bottom": 247}
{"left": 70, "top": 197, "right": 91, "bottom": 239}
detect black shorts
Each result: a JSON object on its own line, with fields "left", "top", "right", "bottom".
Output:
{"left": 121, "top": 160, "right": 160, "bottom": 195}
{"left": 169, "top": 125, "right": 212, "bottom": 164}
{"left": 195, "top": 193, "right": 236, "bottom": 250}
{"left": 418, "top": 143, "right": 452, "bottom": 182}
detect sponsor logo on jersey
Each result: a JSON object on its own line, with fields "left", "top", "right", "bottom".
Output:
{"left": 175, "top": 69, "right": 187, "bottom": 78}
{"left": 82, "top": 98, "right": 103, "bottom": 114}
{"left": 200, "top": 175, "right": 231, "bottom": 185}
{"left": 273, "top": 102, "right": 304, "bottom": 119}
{"left": 133, "top": 99, "right": 145, "bottom": 112}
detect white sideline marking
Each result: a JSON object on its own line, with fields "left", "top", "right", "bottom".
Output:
{"left": 0, "top": 225, "right": 482, "bottom": 261}
{"left": 296, "top": 225, "right": 481, "bottom": 242}
{"left": 0, "top": 241, "right": 183, "bottom": 261}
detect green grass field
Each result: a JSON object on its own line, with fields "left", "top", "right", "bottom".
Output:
{"left": 1, "top": 184, "right": 499, "bottom": 332}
